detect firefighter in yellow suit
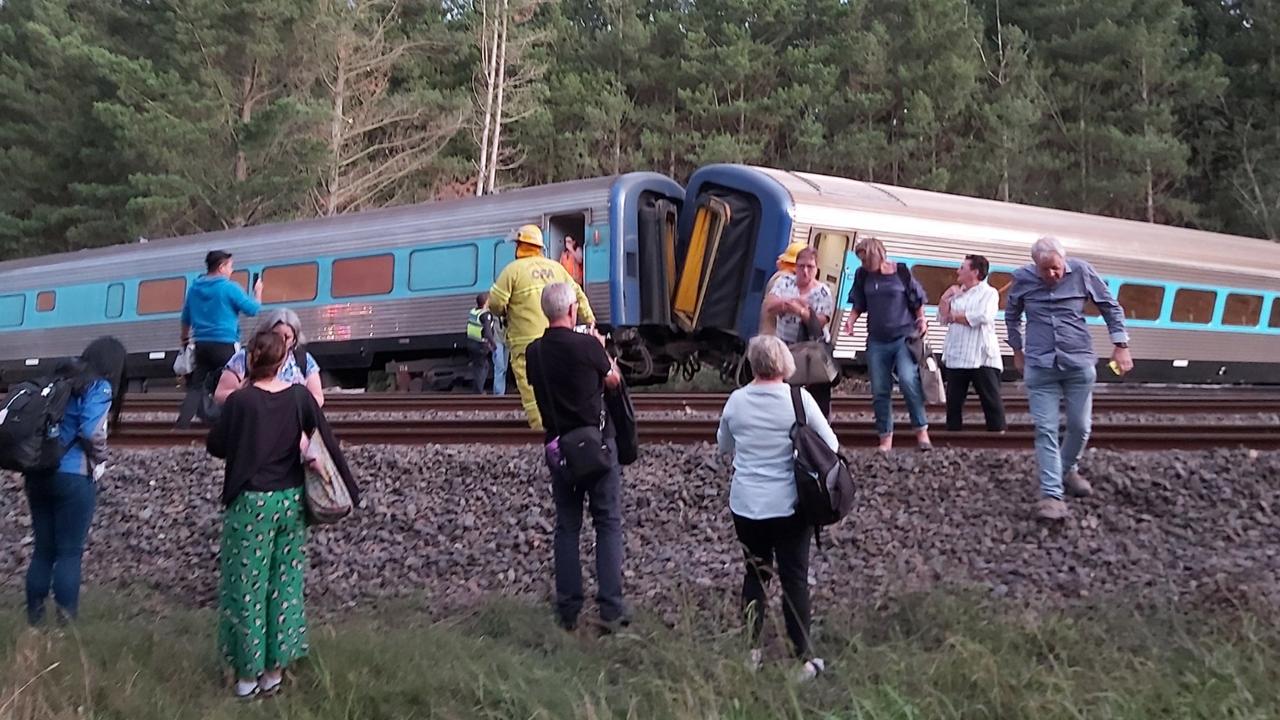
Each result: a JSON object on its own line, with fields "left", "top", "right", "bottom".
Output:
{"left": 489, "top": 224, "right": 595, "bottom": 430}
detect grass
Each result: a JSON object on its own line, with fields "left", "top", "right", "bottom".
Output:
{"left": 2, "top": 592, "right": 1277, "bottom": 719}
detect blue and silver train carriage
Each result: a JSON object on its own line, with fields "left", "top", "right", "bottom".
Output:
{"left": 0, "top": 173, "right": 684, "bottom": 390}
{"left": 672, "top": 164, "right": 1280, "bottom": 383}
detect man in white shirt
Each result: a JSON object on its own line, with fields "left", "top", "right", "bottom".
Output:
{"left": 938, "top": 254, "right": 1006, "bottom": 432}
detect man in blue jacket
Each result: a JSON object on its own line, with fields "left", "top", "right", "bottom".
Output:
{"left": 176, "top": 250, "right": 263, "bottom": 427}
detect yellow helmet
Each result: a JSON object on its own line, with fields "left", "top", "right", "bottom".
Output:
{"left": 514, "top": 224, "right": 544, "bottom": 248}
{"left": 777, "top": 241, "right": 807, "bottom": 266}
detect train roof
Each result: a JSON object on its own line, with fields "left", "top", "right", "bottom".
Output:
{"left": 0, "top": 174, "right": 636, "bottom": 276}
{"left": 735, "top": 165, "right": 1280, "bottom": 276}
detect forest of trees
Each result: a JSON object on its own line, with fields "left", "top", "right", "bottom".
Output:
{"left": 1, "top": 0, "right": 1277, "bottom": 261}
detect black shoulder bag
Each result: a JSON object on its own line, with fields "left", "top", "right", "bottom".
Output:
{"left": 534, "top": 341, "right": 612, "bottom": 483}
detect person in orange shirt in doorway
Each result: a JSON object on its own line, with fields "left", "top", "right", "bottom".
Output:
{"left": 560, "top": 236, "right": 584, "bottom": 286}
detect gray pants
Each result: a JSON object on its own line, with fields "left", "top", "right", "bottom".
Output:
{"left": 546, "top": 440, "right": 626, "bottom": 627}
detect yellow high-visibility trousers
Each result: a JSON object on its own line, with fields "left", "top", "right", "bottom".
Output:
{"left": 509, "top": 344, "right": 543, "bottom": 431}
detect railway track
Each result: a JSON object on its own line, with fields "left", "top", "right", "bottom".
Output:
{"left": 124, "top": 390, "right": 1280, "bottom": 416}
{"left": 114, "top": 417, "right": 1280, "bottom": 450}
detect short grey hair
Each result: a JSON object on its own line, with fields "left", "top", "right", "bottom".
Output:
{"left": 746, "top": 334, "right": 795, "bottom": 381}
{"left": 1030, "top": 236, "right": 1067, "bottom": 263}
{"left": 540, "top": 282, "right": 577, "bottom": 321}
{"left": 254, "top": 308, "right": 306, "bottom": 347}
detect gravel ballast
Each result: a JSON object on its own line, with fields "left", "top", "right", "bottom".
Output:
{"left": 2, "top": 445, "right": 1277, "bottom": 620}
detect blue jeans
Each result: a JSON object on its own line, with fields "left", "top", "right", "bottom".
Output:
{"left": 1025, "top": 364, "right": 1096, "bottom": 500}
{"left": 866, "top": 337, "right": 929, "bottom": 436}
{"left": 493, "top": 342, "right": 508, "bottom": 395}
{"left": 546, "top": 440, "right": 626, "bottom": 627}
{"left": 24, "top": 472, "right": 97, "bottom": 624}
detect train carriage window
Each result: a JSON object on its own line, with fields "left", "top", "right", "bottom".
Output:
{"left": 262, "top": 263, "right": 319, "bottom": 304}
{"left": 1117, "top": 284, "right": 1164, "bottom": 321}
{"left": 410, "top": 245, "right": 478, "bottom": 291}
{"left": 1269, "top": 298, "right": 1280, "bottom": 329}
{"left": 137, "top": 277, "right": 187, "bottom": 315}
{"left": 332, "top": 254, "right": 395, "bottom": 298}
{"left": 909, "top": 263, "right": 956, "bottom": 305}
{"left": 36, "top": 291, "right": 55, "bottom": 312}
{"left": 0, "top": 294, "right": 24, "bottom": 327}
{"left": 1222, "top": 293, "right": 1263, "bottom": 327}
{"left": 105, "top": 283, "right": 125, "bottom": 319}
{"left": 231, "top": 270, "right": 249, "bottom": 292}
{"left": 986, "top": 271, "right": 1013, "bottom": 309}
{"left": 1171, "top": 288, "right": 1217, "bottom": 324}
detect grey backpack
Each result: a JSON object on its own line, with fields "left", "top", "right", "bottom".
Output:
{"left": 790, "top": 387, "right": 856, "bottom": 545}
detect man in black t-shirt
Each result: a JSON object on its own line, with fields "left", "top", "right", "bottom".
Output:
{"left": 526, "top": 282, "right": 628, "bottom": 631}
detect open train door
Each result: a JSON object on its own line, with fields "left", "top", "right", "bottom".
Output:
{"left": 672, "top": 190, "right": 758, "bottom": 333}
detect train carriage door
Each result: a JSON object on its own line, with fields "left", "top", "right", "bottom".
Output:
{"left": 545, "top": 212, "right": 589, "bottom": 286}
{"left": 813, "top": 230, "right": 852, "bottom": 333}
{"left": 673, "top": 197, "right": 730, "bottom": 331}
{"left": 637, "top": 196, "right": 680, "bottom": 325}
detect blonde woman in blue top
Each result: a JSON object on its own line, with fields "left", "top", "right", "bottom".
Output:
{"left": 23, "top": 336, "right": 127, "bottom": 625}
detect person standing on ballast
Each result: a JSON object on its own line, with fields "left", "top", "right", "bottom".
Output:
{"left": 177, "top": 250, "right": 262, "bottom": 427}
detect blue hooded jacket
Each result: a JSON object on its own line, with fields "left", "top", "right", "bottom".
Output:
{"left": 180, "top": 275, "right": 260, "bottom": 344}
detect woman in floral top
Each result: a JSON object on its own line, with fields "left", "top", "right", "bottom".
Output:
{"left": 763, "top": 247, "right": 836, "bottom": 417}
{"left": 214, "top": 308, "right": 324, "bottom": 407}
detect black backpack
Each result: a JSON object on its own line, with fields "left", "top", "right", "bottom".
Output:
{"left": 0, "top": 377, "right": 76, "bottom": 473}
{"left": 789, "top": 386, "right": 856, "bottom": 545}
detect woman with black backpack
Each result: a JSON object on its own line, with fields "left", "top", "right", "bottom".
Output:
{"left": 717, "top": 334, "right": 838, "bottom": 682}
{"left": 21, "top": 336, "right": 127, "bottom": 626}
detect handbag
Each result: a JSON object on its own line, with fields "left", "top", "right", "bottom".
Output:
{"left": 295, "top": 393, "right": 353, "bottom": 524}
{"left": 534, "top": 342, "right": 612, "bottom": 483}
{"left": 787, "top": 300, "right": 838, "bottom": 386}
{"left": 908, "top": 334, "right": 946, "bottom": 406}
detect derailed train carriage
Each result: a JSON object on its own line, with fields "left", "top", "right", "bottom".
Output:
{"left": 2, "top": 162, "right": 1279, "bottom": 390}
{"left": 670, "top": 164, "right": 1280, "bottom": 384}
{"left": 0, "top": 173, "right": 685, "bottom": 390}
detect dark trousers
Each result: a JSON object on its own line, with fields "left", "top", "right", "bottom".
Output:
{"left": 804, "top": 381, "right": 832, "bottom": 419}
{"left": 176, "top": 341, "right": 236, "bottom": 427}
{"left": 25, "top": 472, "right": 97, "bottom": 625}
{"left": 732, "top": 512, "right": 812, "bottom": 658}
{"left": 945, "top": 366, "right": 1006, "bottom": 431}
{"left": 546, "top": 440, "right": 626, "bottom": 627}
{"left": 467, "top": 341, "right": 492, "bottom": 394}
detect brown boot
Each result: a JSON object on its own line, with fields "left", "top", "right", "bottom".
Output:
{"left": 1036, "top": 497, "right": 1069, "bottom": 520}
{"left": 1064, "top": 470, "right": 1093, "bottom": 498}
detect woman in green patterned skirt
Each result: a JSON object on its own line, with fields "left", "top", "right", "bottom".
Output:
{"left": 207, "top": 329, "right": 354, "bottom": 699}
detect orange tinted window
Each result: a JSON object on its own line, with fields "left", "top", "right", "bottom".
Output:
{"left": 1222, "top": 293, "right": 1262, "bottom": 327}
{"left": 910, "top": 264, "right": 956, "bottom": 304}
{"left": 1269, "top": 298, "right": 1280, "bottom": 329}
{"left": 1117, "top": 284, "right": 1164, "bottom": 321}
{"left": 262, "top": 263, "right": 318, "bottom": 304}
{"left": 331, "top": 254, "right": 394, "bottom": 298}
{"left": 1171, "top": 288, "right": 1217, "bottom": 324}
{"left": 987, "top": 271, "right": 1013, "bottom": 309}
{"left": 231, "top": 270, "right": 249, "bottom": 292}
{"left": 137, "top": 278, "right": 187, "bottom": 315}
{"left": 36, "top": 291, "right": 55, "bottom": 312}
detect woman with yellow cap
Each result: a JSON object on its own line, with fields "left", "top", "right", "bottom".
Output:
{"left": 759, "top": 241, "right": 807, "bottom": 335}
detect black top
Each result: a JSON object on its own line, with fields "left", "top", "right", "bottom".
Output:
{"left": 526, "top": 327, "right": 614, "bottom": 442}
{"left": 207, "top": 384, "right": 320, "bottom": 505}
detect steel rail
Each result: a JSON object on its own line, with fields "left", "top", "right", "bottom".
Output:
{"left": 113, "top": 418, "right": 1280, "bottom": 450}
{"left": 123, "top": 392, "right": 1280, "bottom": 415}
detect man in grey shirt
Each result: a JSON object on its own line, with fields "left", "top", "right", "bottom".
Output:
{"left": 1005, "top": 236, "right": 1133, "bottom": 520}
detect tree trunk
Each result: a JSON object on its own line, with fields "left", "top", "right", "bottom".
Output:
{"left": 485, "top": 0, "right": 509, "bottom": 195}
{"left": 475, "top": 1, "right": 499, "bottom": 196}
{"left": 327, "top": 42, "right": 349, "bottom": 216}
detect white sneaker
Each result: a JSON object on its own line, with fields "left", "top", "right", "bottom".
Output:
{"left": 747, "top": 648, "right": 763, "bottom": 672}
{"left": 794, "top": 657, "right": 825, "bottom": 682}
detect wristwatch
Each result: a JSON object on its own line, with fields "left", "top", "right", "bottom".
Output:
{"left": 1113, "top": 342, "right": 1129, "bottom": 349}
